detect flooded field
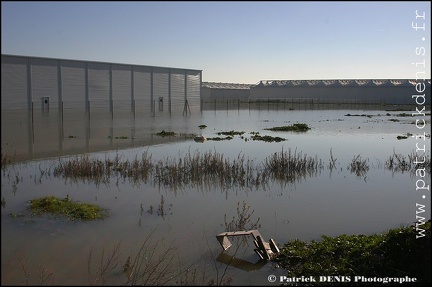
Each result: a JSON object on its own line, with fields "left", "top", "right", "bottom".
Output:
{"left": 1, "top": 103, "right": 431, "bottom": 285}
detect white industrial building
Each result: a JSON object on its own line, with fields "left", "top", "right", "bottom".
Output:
{"left": 1, "top": 54, "right": 202, "bottom": 115}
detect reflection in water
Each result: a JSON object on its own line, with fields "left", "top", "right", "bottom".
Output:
{"left": 1, "top": 107, "right": 204, "bottom": 163}
{"left": 216, "top": 251, "right": 268, "bottom": 272}
{"left": 3, "top": 102, "right": 424, "bottom": 164}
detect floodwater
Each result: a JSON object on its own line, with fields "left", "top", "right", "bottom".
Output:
{"left": 1, "top": 103, "right": 431, "bottom": 285}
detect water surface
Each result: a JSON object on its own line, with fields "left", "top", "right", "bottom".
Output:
{"left": 2, "top": 105, "right": 430, "bottom": 285}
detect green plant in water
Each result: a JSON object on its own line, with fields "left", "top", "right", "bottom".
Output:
{"left": 30, "top": 195, "right": 108, "bottom": 221}
{"left": 155, "top": 130, "right": 176, "bottom": 137}
{"left": 251, "top": 134, "right": 286, "bottom": 142}
{"left": 217, "top": 130, "right": 245, "bottom": 136}
{"left": 198, "top": 125, "right": 207, "bottom": 129}
{"left": 276, "top": 220, "right": 431, "bottom": 284}
{"left": 206, "top": 136, "right": 233, "bottom": 141}
{"left": 265, "top": 123, "right": 310, "bottom": 132}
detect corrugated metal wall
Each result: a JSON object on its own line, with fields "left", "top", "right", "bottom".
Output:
{"left": 187, "top": 71, "right": 201, "bottom": 108}
{"left": 1, "top": 56, "right": 29, "bottom": 110}
{"left": 1, "top": 54, "right": 202, "bottom": 115}
{"left": 32, "top": 58, "right": 59, "bottom": 108}
{"left": 62, "top": 60, "right": 86, "bottom": 109}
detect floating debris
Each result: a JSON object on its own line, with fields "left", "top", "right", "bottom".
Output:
{"left": 194, "top": 136, "right": 206, "bottom": 142}
{"left": 216, "top": 229, "right": 279, "bottom": 260}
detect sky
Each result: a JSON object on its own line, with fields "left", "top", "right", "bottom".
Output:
{"left": 1, "top": 1, "right": 431, "bottom": 84}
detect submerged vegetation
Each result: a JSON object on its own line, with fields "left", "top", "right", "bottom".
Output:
{"left": 217, "top": 130, "right": 245, "bottom": 136}
{"left": 1, "top": 151, "right": 12, "bottom": 168}
{"left": 348, "top": 154, "right": 369, "bottom": 177}
{"left": 275, "top": 220, "right": 431, "bottom": 285}
{"left": 51, "top": 149, "right": 326, "bottom": 190}
{"left": 397, "top": 133, "right": 413, "bottom": 140}
{"left": 207, "top": 130, "right": 287, "bottom": 142}
{"left": 265, "top": 123, "right": 311, "bottom": 132}
{"left": 46, "top": 149, "right": 431, "bottom": 191}
{"left": 155, "top": 130, "right": 176, "bottom": 137}
{"left": 251, "top": 134, "right": 286, "bottom": 142}
{"left": 264, "top": 148, "right": 322, "bottom": 182}
{"left": 224, "top": 201, "right": 261, "bottom": 232}
{"left": 206, "top": 136, "right": 233, "bottom": 141}
{"left": 29, "top": 195, "right": 108, "bottom": 221}
{"left": 386, "top": 151, "right": 431, "bottom": 174}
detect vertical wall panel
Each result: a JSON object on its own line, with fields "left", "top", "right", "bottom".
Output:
{"left": 170, "top": 70, "right": 185, "bottom": 115}
{"left": 153, "top": 67, "right": 169, "bottom": 112}
{"left": 133, "top": 66, "right": 152, "bottom": 110}
{"left": 31, "top": 58, "right": 59, "bottom": 109}
{"left": 112, "top": 64, "right": 132, "bottom": 108}
{"left": 187, "top": 71, "right": 201, "bottom": 110}
{"left": 61, "top": 60, "right": 86, "bottom": 108}
{"left": 88, "top": 62, "right": 110, "bottom": 108}
{"left": 1, "top": 56, "right": 28, "bottom": 110}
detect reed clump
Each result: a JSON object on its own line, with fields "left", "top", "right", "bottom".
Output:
{"left": 153, "top": 151, "right": 260, "bottom": 190}
{"left": 50, "top": 149, "right": 429, "bottom": 192}
{"left": 53, "top": 155, "right": 112, "bottom": 186}
{"left": 386, "top": 151, "right": 431, "bottom": 175}
{"left": 224, "top": 201, "right": 261, "bottom": 232}
{"left": 263, "top": 148, "right": 323, "bottom": 183}
{"left": 54, "top": 152, "right": 153, "bottom": 187}
{"left": 349, "top": 154, "right": 369, "bottom": 177}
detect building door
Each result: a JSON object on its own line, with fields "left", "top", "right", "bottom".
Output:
{"left": 41, "top": 97, "right": 50, "bottom": 112}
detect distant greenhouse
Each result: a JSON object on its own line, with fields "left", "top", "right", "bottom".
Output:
{"left": 201, "top": 82, "right": 253, "bottom": 102}
{"left": 202, "top": 79, "right": 431, "bottom": 105}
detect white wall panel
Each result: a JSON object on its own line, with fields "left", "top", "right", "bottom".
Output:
{"left": 31, "top": 58, "right": 59, "bottom": 108}
{"left": 112, "top": 64, "right": 132, "bottom": 106}
{"left": 170, "top": 71, "right": 185, "bottom": 109}
{"left": 1, "top": 56, "right": 28, "bottom": 110}
{"left": 61, "top": 60, "right": 86, "bottom": 108}
{"left": 132, "top": 66, "right": 151, "bottom": 105}
{"left": 153, "top": 67, "right": 169, "bottom": 112}
{"left": 88, "top": 62, "right": 110, "bottom": 108}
